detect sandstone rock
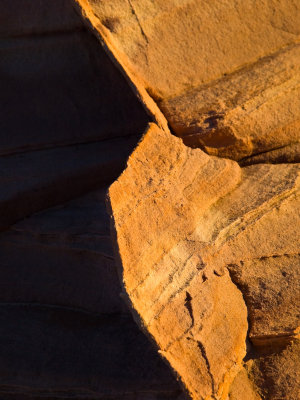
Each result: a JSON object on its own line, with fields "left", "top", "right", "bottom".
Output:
{"left": 249, "top": 341, "right": 300, "bottom": 400}
{"left": 108, "top": 124, "right": 247, "bottom": 399}
{"left": 228, "top": 254, "right": 300, "bottom": 347}
{"left": 78, "top": 0, "right": 300, "bottom": 99}
{"left": 160, "top": 44, "right": 300, "bottom": 161}
{"left": 1, "top": 1, "right": 299, "bottom": 399}
{"left": 240, "top": 142, "right": 300, "bottom": 166}
{"left": 0, "top": 136, "right": 138, "bottom": 231}
{"left": 76, "top": 0, "right": 300, "bottom": 162}
{"left": 228, "top": 368, "right": 262, "bottom": 400}
{"left": 0, "top": 185, "right": 185, "bottom": 398}
{"left": 108, "top": 123, "right": 300, "bottom": 399}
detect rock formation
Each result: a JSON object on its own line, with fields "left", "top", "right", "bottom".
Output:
{"left": 107, "top": 124, "right": 300, "bottom": 399}
{"left": 0, "top": 0, "right": 299, "bottom": 399}
{"left": 0, "top": 1, "right": 181, "bottom": 398}
{"left": 77, "top": 0, "right": 300, "bottom": 162}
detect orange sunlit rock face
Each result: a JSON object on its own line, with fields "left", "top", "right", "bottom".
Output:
{"left": 108, "top": 124, "right": 299, "bottom": 399}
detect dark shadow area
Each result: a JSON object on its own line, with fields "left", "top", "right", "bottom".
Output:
{"left": 0, "top": 1, "right": 184, "bottom": 398}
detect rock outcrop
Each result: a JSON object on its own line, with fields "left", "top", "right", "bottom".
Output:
{"left": 161, "top": 43, "right": 300, "bottom": 161}
{"left": 1, "top": 0, "right": 299, "bottom": 399}
{"left": 108, "top": 124, "right": 300, "bottom": 399}
{"left": 77, "top": 0, "right": 300, "bottom": 162}
{"left": 0, "top": 1, "right": 182, "bottom": 398}
{"left": 0, "top": 0, "right": 150, "bottom": 229}
{"left": 0, "top": 189, "right": 183, "bottom": 399}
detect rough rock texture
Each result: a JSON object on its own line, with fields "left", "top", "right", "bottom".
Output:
{"left": 77, "top": 0, "right": 300, "bottom": 161}
{"left": 0, "top": 1, "right": 184, "bottom": 398}
{"left": 1, "top": 0, "right": 299, "bottom": 399}
{"left": 80, "top": 0, "right": 300, "bottom": 99}
{"left": 240, "top": 142, "right": 300, "bottom": 166}
{"left": 228, "top": 254, "right": 300, "bottom": 347}
{"left": 228, "top": 368, "right": 261, "bottom": 400}
{"left": 160, "top": 43, "right": 300, "bottom": 161}
{"left": 108, "top": 123, "right": 300, "bottom": 400}
{"left": 249, "top": 341, "right": 300, "bottom": 400}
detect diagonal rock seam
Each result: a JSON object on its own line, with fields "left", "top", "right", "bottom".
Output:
{"left": 74, "top": 0, "right": 300, "bottom": 166}
{"left": 73, "top": 0, "right": 170, "bottom": 133}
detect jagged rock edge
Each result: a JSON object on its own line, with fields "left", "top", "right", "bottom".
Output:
{"left": 73, "top": 1, "right": 298, "bottom": 167}
{"left": 104, "top": 147, "right": 190, "bottom": 399}
{"left": 71, "top": 2, "right": 297, "bottom": 397}
{"left": 105, "top": 123, "right": 253, "bottom": 400}
{"left": 73, "top": 0, "right": 170, "bottom": 134}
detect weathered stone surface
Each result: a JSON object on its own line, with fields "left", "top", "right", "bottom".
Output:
{"left": 80, "top": 0, "right": 300, "bottom": 99}
{"left": 250, "top": 341, "right": 300, "bottom": 400}
{"left": 1, "top": 1, "right": 299, "bottom": 399}
{"left": 160, "top": 43, "right": 300, "bottom": 161}
{"left": 240, "top": 142, "right": 300, "bottom": 166}
{"left": 228, "top": 254, "right": 300, "bottom": 347}
{"left": 108, "top": 124, "right": 247, "bottom": 399}
{"left": 0, "top": 304, "right": 183, "bottom": 399}
{"left": 0, "top": 136, "right": 138, "bottom": 231}
{"left": 76, "top": 0, "right": 300, "bottom": 162}
{"left": 108, "top": 123, "right": 300, "bottom": 399}
{"left": 228, "top": 368, "right": 262, "bottom": 400}
{"left": 0, "top": 185, "right": 185, "bottom": 398}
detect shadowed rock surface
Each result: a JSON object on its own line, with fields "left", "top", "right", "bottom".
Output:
{"left": 0, "top": 0, "right": 151, "bottom": 230}
{"left": 0, "top": 0, "right": 184, "bottom": 399}
{"left": 0, "top": 305, "right": 182, "bottom": 399}
{"left": 0, "top": 136, "right": 140, "bottom": 231}
{"left": 0, "top": 188, "right": 184, "bottom": 399}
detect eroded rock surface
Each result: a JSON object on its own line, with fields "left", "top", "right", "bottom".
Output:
{"left": 77, "top": 0, "right": 300, "bottom": 161}
{"left": 160, "top": 44, "right": 300, "bottom": 161}
{"left": 1, "top": 0, "right": 299, "bottom": 399}
{"left": 0, "top": 187, "right": 183, "bottom": 399}
{"left": 0, "top": 1, "right": 184, "bottom": 398}
{"left": 79, "top": 0, "right": 300, "bottom": 99}
{"left": 249, "top": 341, "right": 300, "bottom": 400}
{"left": 108, "top": 123, "right": 300, "bottom": 399}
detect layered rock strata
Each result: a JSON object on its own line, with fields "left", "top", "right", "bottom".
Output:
{"left": 108, "top": 123, "right": 300, "bottom": 400}
{"left": 0, "top": 0, "right": 299, "bottom": 399}
{"left": 76, "top": 0, "right": 300, "bottom": 162}
{"left": 0, "top": 189, "right": 183, "bottom": 399}
{"left": 0, "top": 0, "right": 183, "bottom": 398}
